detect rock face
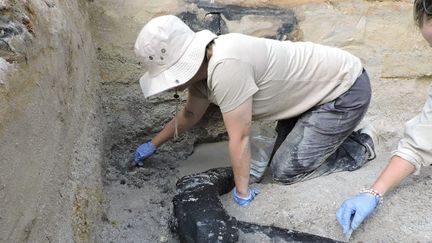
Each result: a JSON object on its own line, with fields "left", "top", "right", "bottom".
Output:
{"left": 0, "top": 1, "right": 103, "bottom": 242}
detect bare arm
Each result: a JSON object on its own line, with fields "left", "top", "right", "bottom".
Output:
{"left": 372, "top": 156, "right": 415, "bottom": 195}
{"left": 222, "top": 97, "right": 253, "bottom": 198}
{"left": 151, "top": 91, "right": 210, "bottom": 147}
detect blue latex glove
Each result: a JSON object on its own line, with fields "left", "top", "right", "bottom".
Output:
{"left": 233, "top": 187, "right": 259, "bottom": 207}
{"left": 336, "top": 193, "right": 379, "bottom": 235}
{"left": 134, "top": 142, "right": 157, "bottom": 165}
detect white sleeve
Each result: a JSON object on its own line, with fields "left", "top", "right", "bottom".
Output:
{"left": 392, "top": 87, "right": 432, "bottom": 174}
{"left": 208, "top": 59, "right": 258, "bottom": 113}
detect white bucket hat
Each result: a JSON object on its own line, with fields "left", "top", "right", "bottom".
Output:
{"left": 134, "top": 15, "right": 217, "bottom": 98}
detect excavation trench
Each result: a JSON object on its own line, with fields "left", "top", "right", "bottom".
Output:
{"left": 3, "top": 0, "right": 432, "bottom": 242}
{"left": 100, "top": 107, "right": 343, "bottom": 242}
{"left": 95, "top": 1, "right": 432, "bottom": 241}
{"left": 96, "top": 4, "right": 311, "bottom": 241}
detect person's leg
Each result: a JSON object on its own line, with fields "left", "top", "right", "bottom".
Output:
{"left": 268, "top": 116, "right": 300, "bottom": 165}
{"left": 306, "top": 129, "right": 374, "bottom": 180}
{"left": 271, "top": 70, "right": 373, "bottom": 184}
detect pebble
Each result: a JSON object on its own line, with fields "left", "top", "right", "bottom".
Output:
{"left": 0, "top": 0, "right": 11, "bottom": 9}
{"left": 159, "top": 235, "right": 168, "bottom": 242}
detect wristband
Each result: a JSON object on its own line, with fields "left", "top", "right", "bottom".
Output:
{"left": 360, "top": 188, "right": 383, "bottom": 206}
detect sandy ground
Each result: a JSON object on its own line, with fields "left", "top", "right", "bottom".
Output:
{"left": 98, "top": 95, "right": 432, "bottom": 242}
{"left": 95, "top": 1, "right": 432, "bottom": 242}
{"left": 111, "top": 127, "right": 432, "bottom": 242}
{"left": 221, "top": 141, "right": 432, "bottom": 242}
{"left": 169, "top": 130, "right": 432, "bottom": 242}
{"left": 100, "top": 124, "right": 432, "bottom": 242}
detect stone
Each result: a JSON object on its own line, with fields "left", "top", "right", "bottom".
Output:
{"left": 0, "top": 0, "right": 11, "bottom": 10}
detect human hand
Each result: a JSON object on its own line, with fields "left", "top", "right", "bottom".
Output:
{"left": 336, "top": 193, "right": 380, "bottom": 236}
{"left": 233, "top": 187, "right": 259, "bottom": 207}
{"left": 134, "top": 141, "right": 157, "bottom": 165}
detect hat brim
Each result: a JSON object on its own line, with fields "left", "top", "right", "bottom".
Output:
{"left": 139, "top": 30, "right": 217, "bottom": 98}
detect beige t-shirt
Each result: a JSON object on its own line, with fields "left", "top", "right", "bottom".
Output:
{"left": 190, "top": 33, "right": 363, "bottom": 121}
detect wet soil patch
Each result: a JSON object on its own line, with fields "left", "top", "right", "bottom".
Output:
{"left": 99, "top": 83, "right": 227, "bottom": 241}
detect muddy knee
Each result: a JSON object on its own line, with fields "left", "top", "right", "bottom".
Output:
{"left": 270, "top": 155, "right": 319, "bottom": 183}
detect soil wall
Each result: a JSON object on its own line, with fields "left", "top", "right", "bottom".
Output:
{"left": 0, "top": 1, "right": 104, "bottom": 242}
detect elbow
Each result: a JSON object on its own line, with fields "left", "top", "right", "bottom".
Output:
{"left": 228, "top": 123, "right": 251, "bottom": 144}
{"left": 228, "top": 131, "right": 250, "bottom": 145}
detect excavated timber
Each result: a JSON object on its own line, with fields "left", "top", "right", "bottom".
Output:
{"left": 172, "top": 167, "right": 342, "bottom": 243}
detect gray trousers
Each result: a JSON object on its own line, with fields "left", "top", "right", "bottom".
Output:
{"left": 270, "top": 70, "right": 372, "bottom": 184}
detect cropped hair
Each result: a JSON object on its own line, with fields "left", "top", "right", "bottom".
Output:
{"left": 414, "top": 0, "right": 432, "bottom": 27}
{"left": 205, "top": 40, "right": 214, "bottom": 61}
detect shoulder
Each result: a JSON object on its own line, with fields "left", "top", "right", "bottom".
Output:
{"left": 207, "top": 33, "right": 257, "bottom": 74}
{"left": 211, "top": 33, "right": 256, "bottom": 56}
{"left": 208, "top": 59, "right": 254, "bottom": 86}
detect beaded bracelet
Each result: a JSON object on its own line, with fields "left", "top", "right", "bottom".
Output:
{"left": 360, "top": 188, "right": 384, "bottom": 206}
